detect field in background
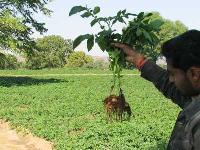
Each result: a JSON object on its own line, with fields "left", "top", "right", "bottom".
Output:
{"left": 0, "top": 69, "right": 180, "bottom": 149}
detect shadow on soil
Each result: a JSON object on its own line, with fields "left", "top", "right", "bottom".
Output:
{"left": 0, "top": 76, "right": 67, "bottom": 87}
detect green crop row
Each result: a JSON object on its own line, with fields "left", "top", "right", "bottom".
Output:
{"left": 0, "top": 69, "right": 180, "bottom": 149}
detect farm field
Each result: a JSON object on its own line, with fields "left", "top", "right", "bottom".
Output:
{"left": 0, "top": 68, "right": 180, "bottom": 150}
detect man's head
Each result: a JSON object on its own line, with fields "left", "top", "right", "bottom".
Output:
{"left": 161, "top": 30, "right": 200, "bottom": 96}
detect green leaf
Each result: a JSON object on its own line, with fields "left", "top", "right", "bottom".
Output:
{"left": 145, "top": 13, "right": 153, "bottom": 17}
{"left": 69, "top": 6, "right": 86, "bottom": 16}
{"left": 121, "top": 9, "right": 126, "bottom": 15}
{"left": 93, "top": 6, "right": 100, "bottom": 14}
{"left": 112, "top": 19, "right": 118, "bottom": 25}
{"left": 111, "top": 33, "right": 122, "bottom": 41}
{"left": 90, "top": 19, "right": 98, "bottom": 27}
{"left": 73, "top": 34, "right": 90, "bottom": 49}
{"left": 149, "top": 32, "right": 159, "bottom": 44}
{"left": 117, "top": 10, "right": 122, "bottom": 17}
{"left": 124, "top": 14, "right": 129, "bottom": 18}
{"left": 98, "top": 17, "right": 107, "bottom": 22}
{"left": 87, "top": 35, "right": 94, "bottom": 51}
{"left": 142, "top": 30, "right": 152, "bottom": 43}
{"left": 136, "top": 28, "right": 142, "bottom": 36}
{"left": 118, "top": 17, "right": 125, "bottom": 24}
{"left": 81, "top": 12, "right": 91, "bottom": 18}
{"left": 126, "top": 13, "right": 137, "bottom": 17}
{"left": 95, "top": 36, "right": 107, "bottom": 51}
{"left": 149, "top": 19, "right": 164, "bottom": 30}
{"left": 137, "top": 12, "right": 144, "bottom": 19}
{"left": 143, "top": 18, "right": 150, "bottom": 24}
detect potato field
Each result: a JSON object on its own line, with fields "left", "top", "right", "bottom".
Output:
{"left": 0, "top": 68, "right": 180, "bottom": 149}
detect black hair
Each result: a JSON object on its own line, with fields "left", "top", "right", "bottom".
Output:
{"left": 161, "top": 29, "right": 200, "bottom": 71}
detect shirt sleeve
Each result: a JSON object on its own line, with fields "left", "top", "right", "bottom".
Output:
{"left": 193, "top": 125, "right": 200, "bottom": 149}
{"left": 140, "top": 59, "right": 191, "bottom": 109}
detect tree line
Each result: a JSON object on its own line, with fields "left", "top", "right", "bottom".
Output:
{"left": 0, "top": 34, "right": 109, "bottom": 69}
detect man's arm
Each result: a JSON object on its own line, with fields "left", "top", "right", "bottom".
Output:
{"left": 141, "top": 60, "right": 191, "bottom": 108}
{"left": 112, "top": 43, "right": 191, "bottom": 108}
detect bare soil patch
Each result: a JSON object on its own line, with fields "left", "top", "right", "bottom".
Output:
{"left": 0, "top": 120, "right": 53, "bottom": 150}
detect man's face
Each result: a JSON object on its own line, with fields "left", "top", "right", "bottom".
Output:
{"left": 167, "top": 61, "right": 199, "bottom": 96}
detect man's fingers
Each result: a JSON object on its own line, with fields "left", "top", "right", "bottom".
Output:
{"left": 126, "top": 56, "right": 134, "bottom": 63}
{"left": 111, "top": 43, "right": 130, "bottom": 53}
{"left": 111, "top": 42, "right": 136, "bottom": 56}
{"left": 111, "top": 43, "right": 125, "bottom": 49}
{"left": 111, "top": 42, "right": 143, "bottom": 65}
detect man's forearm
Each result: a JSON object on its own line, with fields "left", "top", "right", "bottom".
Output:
{"left": 140, "top": 60, "right": 191, "bottom": 108}
{"left": 140, "top": 59, "right": 167, "bottom": 83}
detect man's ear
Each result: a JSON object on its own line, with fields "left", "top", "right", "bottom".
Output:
{"left": 188, "top": 67, "right": 200, "bottom": 81}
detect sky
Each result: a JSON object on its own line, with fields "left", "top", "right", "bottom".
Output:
{"left": 34, "top": 0, "right": 200, "bottom": 57}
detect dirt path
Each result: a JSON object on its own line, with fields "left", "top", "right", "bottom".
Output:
{"left": 0, "top": 120, "right": 53, "bottom": 150}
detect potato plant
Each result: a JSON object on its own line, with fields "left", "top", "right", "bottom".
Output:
{"left": 69, "top": 6, "right": 163, "bottom": 93}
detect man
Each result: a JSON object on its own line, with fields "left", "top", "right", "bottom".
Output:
{"left": 112, "top": 29, "right": 200, "bottom": 150}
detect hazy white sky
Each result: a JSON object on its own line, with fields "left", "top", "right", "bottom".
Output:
{"left": 35, "top": 0, "right": 200, "bottom": 57}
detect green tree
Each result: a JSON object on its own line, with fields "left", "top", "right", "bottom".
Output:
{"left": 26, "top": 35, "right": 73, "bottom": 69}
{"left": 147, "top": 12, "right": 188, "bottom": 60}
{"left": 0, "top": 0, "right": 51, "bottom": 52}
{"left": 0, "top": 53, "right": 18, "bottom": 69}
{"left": 67, "top": 51, "right": 94, "bottom": 67}
{"left": 0, "top": 53, "right": 7, "bottom": 69}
